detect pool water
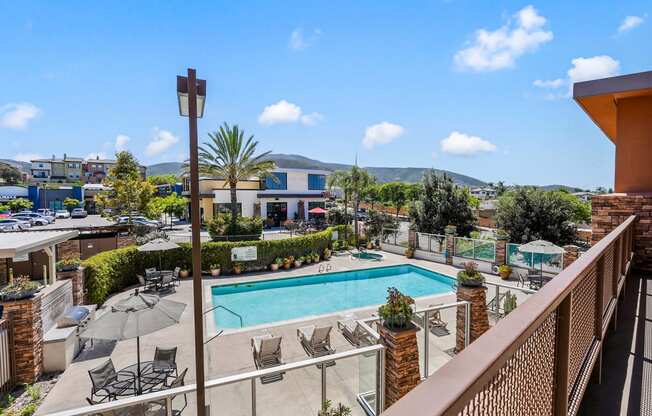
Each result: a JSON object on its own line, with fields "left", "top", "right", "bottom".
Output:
{"left": 210, "top": 265, "right": 454, "bottom": 329}
{"left": 351, "top": 252, "right": 384, "bottom": 261}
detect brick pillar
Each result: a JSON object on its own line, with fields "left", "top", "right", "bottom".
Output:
{"left": 456, "top": 285, "right": 489, "bottom": 353}
{"left": 445, "top": 225, "right": 457, "bottom": 265}
{"left": 562, "top": 245, "right": 580, "bottom": 269}
{"left": 495, "top": 236, "right": 508, "bottom": 266}
{"left": 56, "top": 267, "right": 85, "bottom": 305}
{"left": 1, "top": 296, "right": 43, "bottom": 383}
{"left": 408, "top": 229, "right": 417, "bottom": 248}
{"left": 56, "top": 240, "right": 81, "bottom": 261}
{"left": 117, "top": 234, "right": 136, "bottom": 249}
{"left": 379, "top": 324, "right": 420, "bottom": 409}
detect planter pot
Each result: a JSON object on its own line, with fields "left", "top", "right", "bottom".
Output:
{"left": 57, "top": 265, "right": 79, "bottom": 272}
{"left": 381, "top": 318, "right": 418, "bottom": 332}
{"left": 314, "top": 258, "right": 320, "bottom": 263}
{"left": 1, "top": 289, "right": 38, "bottom": 301}
{"left": 294, "top": 261, "right": 302, "bottom": 268}
{"left": 179, "top": 270, "right": 189, "bottom": 278}
{"left": 460, "top": 279, "right": 483, "bottom": 288}
{"left": 270, "top": 264, "right": 279, "bottom": 271}
{"left": 283, "top": 263, "right": 291, "bottom": 270}
{"left": 367, "top": 242, "right": 374, "bottom": 250}
{"left": 304, "top": 259, "right": 312, "bottom": 265}
{"left": 405, "top": 251, "right": 414, "bottom": 259}
{"left": 233, "top": 267, "right": 242, "bottom": 275}
{"left": 210, "top": 269, "right": 221, "bottom": 277}
{"left": 499, "top": 271, "right": 511, "bottom": 280}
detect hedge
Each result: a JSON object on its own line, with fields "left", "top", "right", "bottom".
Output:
{"left": 83, "top": 227, "right": 335, "bottom": 305}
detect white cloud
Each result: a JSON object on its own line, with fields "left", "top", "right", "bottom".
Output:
{"left": 258, "top": 100, "right": 322, "bottom": 126}
{"left": 0, "top": 103, "right": 41, "bottom": 129}
{"left": 454, "top": 5, "right": 553, "bottom": 72}
{"left": 115, "top": 134, "right": 130, "bottom": 151}
{"left": 362, "top": 122, "right": 405, "bottom": 149}
{"left": 533, "top": 78, "right": 565, "bottom": 88}
{"left": 146, "top": 129, "right": 179, "bottom": 156}
{"left": 440, "top": 131, "right": 496, "bottom": 156}
{"left": 86, "top": 152, "right": 107, "bottom": 160}
{"left": 300, "top": 112, "right": 324, "bottom": 126}
{"left": 618, "top": 15, "right": 645, "bottom": 33}
{"left": 289, "top": 28, "right": 321, "bottom": 50}
{"left": 13, "top": 153, "right": 43, "bottom": 162}
{"left": 567, "top": 55, "right": 620, "bottom": 83}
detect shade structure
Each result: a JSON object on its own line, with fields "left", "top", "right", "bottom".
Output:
{"left": 518, "top": 240, "right": 565, "bottom": 255}
{"left": 308, "top": 207, "right": 327, "bottom": 214}
{"left": 82, "top": 291, "right": 186, "bottom": 394}
{"left": 137, "top": 238, "right": 180, "bottom": 270}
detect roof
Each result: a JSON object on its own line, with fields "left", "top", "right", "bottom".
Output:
{"left": 0, "top": 230, "right": 79, "bottom": 258}
{"left": 574, "top": 71, "right": 652, "bottom": 143}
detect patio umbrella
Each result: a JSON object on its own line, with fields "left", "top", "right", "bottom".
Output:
{"left": 518, "top": 240, "right": 565, "bottom": 273}
{"left": 308, "top": 207, "right": 327, "bottom": 214}
{"left": 137, "top": 238, "right": 180, "bottom": 270}
{"left": 81, "top": 291, "right": 186, "bottom": 394}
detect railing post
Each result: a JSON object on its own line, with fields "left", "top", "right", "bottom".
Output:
{"left": 321, "top": 362, "right": 327, "bottom": 408}
{"left": 554, "top": 296, "right": 572, "bottom": 416}
{"left": 423, "top": 310, "right": 430, "bottom": 378}
{"left": 376, "top": 348, "right": 385, "bottom": 415}
{"left": 464, "top": 302, "right": 471, "bottom": 348}
{"left": 594, "top": 255, "right": 605, "bottom": 384}
{"left": 165, "top": 397, "right": 173, "bottom": 416}
{"left": 251, "top": 378, "right": 257, "bottom": 416}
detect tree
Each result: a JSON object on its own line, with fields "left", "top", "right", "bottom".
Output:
{"left": 350, "top": 166, "right": 374, "bottom": 246}
{"left": 147, "top": 174, "right": 178, "bottom": 186}
{"left": 495, "top": 187, "right": 577, "bottom": 245}
{"left": 109, "top": 151, "right": 141, "bottom": 181}
{"left": 197, "top": 123, "right": 275, "bottom": 230}
{"left": 147, "top": 192, "right": 187, "bottom": 227}
{"left": 554, "top": 191, "right": 591, "bottom": 224}
{"left": 7, "top": 198, "right": 33, "bottom": 213}
{"left": 0, "top": 163, "right": 22, "bottom": 185}
{"left": 328, "top": 170, "right": 353, "bottom": 240}
{"left": 103, "top": 151, "right": 154, "bottom": 218}
{"left": 409, "top": 170, "right": 476, "bottom": 236}
{"left": 63, "top": 198, "right": 81, "bottom": 211}
{"left": 363, "top": 182, "right": 380, "bottom": 210}
{"left": 495, "top": 181, "right": 507, "bottom": 196}
{"left": 364, "top": 209, "right": 398, "bottom": 240}
{"left": 379, "top": 182, "right": 409, "bottom": 217}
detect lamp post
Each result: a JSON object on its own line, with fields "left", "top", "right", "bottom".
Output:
{"left": 177, "top": 68, "right": 207, "bottom": 416}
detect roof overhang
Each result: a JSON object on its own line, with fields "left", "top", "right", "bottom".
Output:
{"left": 0, "top": 230, "right": 79, "bottom": 259}
{"left": 573, "top": 71, "right": 652, "bottom": 143}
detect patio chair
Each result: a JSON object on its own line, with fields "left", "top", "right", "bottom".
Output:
{"left": 426, "top": 305, "right": 448, "bottom": 330}
{"left": 148, "top": 368, "right": 189, "bottom": 416}
{"left": 251, "top": 334, "right": 284, "bottom": 383}
{"left": 152, "top": 346, "right": 178, "bottom": 379}
{"left": 86, "top": 397, "right": 145, "bottom": 416}
{"left": 159, "top": 273, "right": 176, "bottom": 292}
{"left": 172, "top": 267, "right": 181, "bottom": 285}
{"left": 337, "top": 317, "right": 374, "bottom": 347}
{"left": 137, "top": 274, "right": 157, "bottom": 292}
{"left": 297, "top": 325, "right": 335, "bottom": 358}
{"left": 88, "top": 359, "right": 137, "bottom": 403}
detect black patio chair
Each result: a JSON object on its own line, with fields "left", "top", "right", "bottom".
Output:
{"left": 88, "top": 359, "right": 137, "bottom": 403}
{"left": 152, "top": 346, "right": 178, "bottom": 379}
{"left": 149, "top": 368, "right": 189, "bottom": 415}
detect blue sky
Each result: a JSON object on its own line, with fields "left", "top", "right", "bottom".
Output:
{"left": 1, "top": 1, "right": 651, "bottom": 189}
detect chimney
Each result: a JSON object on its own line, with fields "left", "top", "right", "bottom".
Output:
{"left": 64, "top": 153, "right": 67, "bottom": 160}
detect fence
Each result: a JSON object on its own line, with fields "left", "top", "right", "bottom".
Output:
{"left": 415, "top": 232, "right": 446, "bottom": 254}
{"left": 453, "top": 237, "right": 496, "bottom": 263}
{"left": 381, "top": 228, "right": 409, "bottom": 247}
{"left": 507, "top": 243, "right": 564, "bottom": 273}
{"left": 382, "top": 215, "right": 636, "bottom": 416}
{"left": 0, "top": 318, "right": 16, "bottom": 395}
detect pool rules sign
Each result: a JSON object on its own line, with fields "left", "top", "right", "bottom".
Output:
{"left": 231, "top": 246, "right": 257, "bottom": 261}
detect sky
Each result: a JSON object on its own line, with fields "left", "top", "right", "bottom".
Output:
{"left": 1, "top": 1, "right": 651, "bottom": 189}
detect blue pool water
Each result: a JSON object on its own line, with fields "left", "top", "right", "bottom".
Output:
{"left": 210, "top": 265, "right": 455, "bottom": 329}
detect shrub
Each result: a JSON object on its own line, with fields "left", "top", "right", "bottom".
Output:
{"left": 83, "top": 246, "right": 141, "bottom": 304}
{"left": 207, "top": 213, "right": 263, "bottom": 241}
{"left": 56, "top": 257, "right": 81, "bottom": 271}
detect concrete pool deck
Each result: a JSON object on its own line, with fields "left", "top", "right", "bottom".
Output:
{"left": 37, "top": 251, "right": 532, "bottom": 415}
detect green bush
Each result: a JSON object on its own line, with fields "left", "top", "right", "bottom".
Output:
{"left": 83, "top": 228, "right": 334, "bottom": 304}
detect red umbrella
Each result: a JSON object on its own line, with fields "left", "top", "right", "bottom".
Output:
{"left": 308, "top": 207, "right": 327, "bottom": 214}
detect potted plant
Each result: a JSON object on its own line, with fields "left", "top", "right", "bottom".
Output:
{"left": 56, "top": 257, "right": 81, "bottom": 272}
{"left": 270, "top": 257, "right": 283, "bottom": 271}
{"left": 295, "top": 256, "right": 304, "bottom": 268}
{"left": 498, "top": 264, "right": 512, "bottom": 280}
{"left": 457, "top": 262, "right": 485, "bottom": 287}
{"left": 0, "top": 276, "right": 40, "bottom": 301}
{"left": 179, "top": 263, "right": 190, "bottom": 278}
{"left": 378, "top": 287, "right": 415, "bottom": 330}
{"left": 367, "top": 241, "right": 374, "bottom": 250}
{"left": 404, "top": 245, "right": 415, "bottom": 259}
{"left": 304, "top": 254, "right": 313, "bottom": 265}
{"left": 283, "top": 256, "right": 293, "bottom": 270}
{"left": 503, "top": 291, "right": 518, "bottom": 315}
{"left": 312, "top": 252, "right": 320, "bottom": 263}
{"left": 232, "top": 262, "right": 245, "bottom": 275}
{"left": 210, "top": 263, "right": 221, "bottom": 277}
{"left": 323, "top": 247, "right": 331, "bottom": 259}
{"left": 318, "top": 400, "right": 352, "bottom": 416}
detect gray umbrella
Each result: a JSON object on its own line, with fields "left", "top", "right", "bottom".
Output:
{"left": 518, "top": 240, "right": 565, "bottom": 273}
{"left": 137, "top": 238, "right": 180, "bottom": 270}
{"left": 82, "top": 291, "right": 186, "bottom": 394}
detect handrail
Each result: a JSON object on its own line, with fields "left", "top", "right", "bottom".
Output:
{"left": 383, "top": 214, "right": 636, "bottom": 416}
{"left": 203, "top": 304, "right": 244, "bottom": 328}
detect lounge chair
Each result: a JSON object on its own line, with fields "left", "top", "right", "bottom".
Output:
{"left": 426, "top": 305, "right": 448, "bottom": 330}
{"left": 152, "top": 346, "right": 178, "bottom": 379}
{"left": 88, "top": 359, "right": 137, "bottom": 403}
{"left": 337, "top": 317, "right": 374, "bottom": 347}
{"left": 251, "top": 334, "right": 284, "bottom": 383}
{"left": 297, "top": 325, "right": 335, "bottom": 358}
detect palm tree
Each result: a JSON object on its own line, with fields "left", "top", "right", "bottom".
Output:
{"left": 197, "top": 123, "right": 275, "bottom": 230}
{"left": 328, "top": 170, "right": 353, "bottom": 241}
{"left": 350, "top": 166, "right": 373, "bottom": 247}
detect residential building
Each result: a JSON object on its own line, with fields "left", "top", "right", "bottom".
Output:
{"left": 31, "top": 155, "right": 146, "bottom": 184}
{"left": 469, "top": 187, "right": 497, "bottom": 199}
{"left": 571, "top": 191, "right": 594, "bottom": 202}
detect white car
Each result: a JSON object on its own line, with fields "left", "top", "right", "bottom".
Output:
{"left": 12, "top": 214, "right": 49, "bottom": 226}
{"left": 0, "top": 218, "right": 31, "bottom": 231}
{"left": 55, "top": 210, "right": 71, "bottom": 219}
{"left": 18, "top": 211, "right": 55, "bottom": 224}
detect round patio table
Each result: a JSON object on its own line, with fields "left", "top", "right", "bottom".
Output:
{"left": 119, "top": 361, "right": 168, "bottom": 396}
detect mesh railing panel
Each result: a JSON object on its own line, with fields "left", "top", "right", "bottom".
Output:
{"left": 415, "top": 232, "right": 446, "bottom": 253}
{"left": 458, "top": 311, "right": 558, "bottom": 416}
{"left": 602, "top": 245, "right": 614, "bottom": 316}
{"left": 568, "top": 266, "right": 597, "bottom": 396}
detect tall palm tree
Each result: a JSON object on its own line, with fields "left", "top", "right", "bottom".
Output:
{"left": 197, "top": 123, "right": 275, "bottom": 230}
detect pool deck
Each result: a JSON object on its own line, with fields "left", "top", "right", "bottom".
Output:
{"left": 36, "top": 251, "right": 531, "bottom": 415}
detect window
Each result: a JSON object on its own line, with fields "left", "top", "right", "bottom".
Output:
{"left": 308, "top": 174, "right": 326, "bottom": 190}
{"left": 214, "top": 203, "right": 242, "bottom": 216}
{"left": 265, "top": 172, "right": 287, "bottom": 190}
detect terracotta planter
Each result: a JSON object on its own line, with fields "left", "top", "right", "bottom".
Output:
{"left": 499, "top": 271, "right": 511, "bottom": 280}
{"left": 233, "top": 266, "right": 242, "bottom": 275}
{"left": 304, "top": 259, "right": 312, "bottom": 265}
{"left": 283, "top": 263, "right": 291, "bottom": 270}
{"left": 270, "top": 264, "right": 279, "bottom": 271}
{"left": 460, "top": 279, "right": 483, "bottom": 287}
{"left": 405, "top": 250, "right": 414, "bottom": 259}
{"left": 294, "top": 261, "right": 302, "bottom": 268}
{"left": 179, "top": 270, "right": 189, "bottom": 278}
{"left": 210, "top": 269, "right": 221, "bottom": 277}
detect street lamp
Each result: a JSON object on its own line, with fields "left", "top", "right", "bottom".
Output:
{"left": 177, "top": 68, "right": 207, "bottom": 416}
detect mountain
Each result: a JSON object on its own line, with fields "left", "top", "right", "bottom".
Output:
{"left": 0, "top": 159, "right": 31, "bottom": 172}
{"left": 147, "top": 162, "right": 185, "bottom": 177}
{"left": 537, "top": 184, "right": 586, "bottom": 192}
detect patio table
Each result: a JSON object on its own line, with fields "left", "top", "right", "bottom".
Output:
{"left": 119, "top": 361, "right": 168, "bottom": 396}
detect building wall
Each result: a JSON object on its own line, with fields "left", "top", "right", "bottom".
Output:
{"left": 212, "top": 189, "right": 258, "bottom": 218}
{"left": 615, "top": 95, "right": 652, "bottom": 193}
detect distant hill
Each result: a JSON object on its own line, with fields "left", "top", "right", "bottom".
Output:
{"left": 536, "top": 184, "right": 586, "bottom": 192}
{"left": 0, "top": 159, "right": 31, "bottom": 172}
{"left": 147, "top": 162, "right": 186, "bottom": 177}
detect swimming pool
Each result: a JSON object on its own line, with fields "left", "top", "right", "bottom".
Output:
{"left": 210, "top": 265, "right": 455, "bottom": 329}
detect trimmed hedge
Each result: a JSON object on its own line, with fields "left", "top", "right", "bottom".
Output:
{"left": 83, "top": 228, "right": 335, "bottom": 305}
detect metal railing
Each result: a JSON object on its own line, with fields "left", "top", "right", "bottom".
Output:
{"left": 47, "top": 320, "right": 385, "bottom": 416}
{"left": 383, "top": 215, "right": 636, "bottom": 416}
{"left": 415, "top": 232, "right": 446, "bottom": 254}
{"left": 484, "top": 281, "right": 536, "bottom": 320}
{"left": 0, "top": 318, "right": 16, "bottom": 394}
{"left": 381, "top": 228, "right": 408, "bottom": 247}
{"left": 453, "top": 237, "right": 496, "bottom": 262}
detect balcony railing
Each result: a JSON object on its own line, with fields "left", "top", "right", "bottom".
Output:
{"left": 383, "top": 215, "right": 636, "bottom": 416}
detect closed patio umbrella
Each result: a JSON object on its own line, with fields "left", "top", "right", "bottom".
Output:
{"left": 137, "top": 238, "right": 180, "bottom": 270}
{"left": 82, "top": 291, "right": 186, "bottom": 394}
{"left": 518, "top": 240, "right": 565, "bottom": 273}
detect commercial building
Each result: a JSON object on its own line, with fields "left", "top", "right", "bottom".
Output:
{"left": 30, "top": 155, "right": 146, "bottom": 184}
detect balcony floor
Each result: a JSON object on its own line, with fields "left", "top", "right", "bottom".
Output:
{"left": 579, "top": 271, "right": 652, "bottom": 416}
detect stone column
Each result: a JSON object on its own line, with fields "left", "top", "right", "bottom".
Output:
{"left": 456, "top": 285, "right": 489, "bottom": 353}
{"left": 379, "top": 324, "right": 421, "bottom": 409}
{"left": 563, "top": 245, "right": 580, "bottom": 269}
{"left": 1, "top": 296, "right": 43, "bottom": 383}
{"left": 444, "top": 225, "right": 457, "bottom": 265}
{"left": 56, "top": 267, "right": 86, "bottom": 305}
{"left": 495, "top": 235, "right": 508, "bottom": 266}
{"left": 408, "top": 229, "right": 417, "bottom": 249}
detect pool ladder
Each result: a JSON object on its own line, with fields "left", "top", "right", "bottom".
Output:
{"left": 318, "top": 264, "right": 333, "bottom": 273}
{"left": 203, "top": 304, "right": 244, "bottom": 344}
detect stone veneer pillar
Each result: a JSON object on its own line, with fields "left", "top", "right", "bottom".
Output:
{"left": 379, "top": 324, "right": 421, "bottom": 409}
{"left": 592, "top": 194, "right": 652, "bottom": 270}
{"left": 563, "top": 245, "right": 580, "bottom": 269}
{"left": 1, "top": 296, "right": 43, "bottom": 383}
{"left": 444, "top": 225, "right": 457, "bottom": 265}
{"left": 56, "top": 267, "right": 86, "bottom": 305}
{"left": 495, "top": 235, "right": 508, "bottom": 266}
{"left": 456, "top": 285, "right": 490, "bottom": 353}
{"left": 408, "top": 229, "right": 417, "bottom": 249}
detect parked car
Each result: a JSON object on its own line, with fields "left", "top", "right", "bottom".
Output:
{"left": 36, "top": 208, "right": 54, "bottom": 219}
{"left": 0, "top": 218, "right": 31, "bottom": 231}
{"left": 55, "top": 210, "right": 71, "bottom": 219}
{"left": 117, "top": 216, "right": 161, "bottom": 227}
{"left": 11, "top": 214, "right": 48, "bottom": 226}
{"left": 71, "top": 208, "right": 88, "bottom": 218}
{"left": 17, "top": 211, "right": 55, "bottom": 224}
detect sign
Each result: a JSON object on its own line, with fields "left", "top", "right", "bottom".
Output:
{"left": 13, "top": 252, "right": 29, "bottom": 262}
{"left": 332, "top": 230, "right": 338, "bottom": 241}
{"left": 231, "top": 246, "right": 257, "bottom": 262}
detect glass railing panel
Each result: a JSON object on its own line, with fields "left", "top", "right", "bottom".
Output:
{"left": 324, "top": 352, "right": 378, "bottom": 416}
{"left": 256, "top": 364, "right": 321, "bottom": 416}
{"left": 206, "top": 379, "right": 251, "bottom": 416}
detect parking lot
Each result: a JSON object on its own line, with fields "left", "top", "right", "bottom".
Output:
{"left": 36, "top": 215, "right": 116, "bottom": 230}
